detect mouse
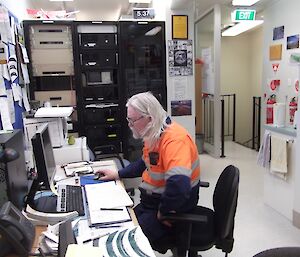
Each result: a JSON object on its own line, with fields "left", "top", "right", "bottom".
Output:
{"left": 93, "top": 173, "right": 104, "bottom": 180}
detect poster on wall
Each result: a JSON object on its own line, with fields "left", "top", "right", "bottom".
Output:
{"left": 171, "top": 100, "right": 192, "bottom": 116}
{"left": 273, "top": 26, "right": 284, "bottom": 40}
{"left": 287, "top": 34, "right": 299, "bottom": 50}
{"left": 168, "top": 40, "right": 193, "bottom": 76}
{"left": 269, "top": 44, "right": 282, "bottom": 60}
{"left": 172, "top": 76, "right": 188, "bottom": 100}
{"left": 201, "top": 47, "right": 214, "bottom": 94}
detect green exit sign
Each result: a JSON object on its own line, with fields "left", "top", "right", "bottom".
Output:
{"left": 232, "top": 9, "right": 256, "bottom": 21}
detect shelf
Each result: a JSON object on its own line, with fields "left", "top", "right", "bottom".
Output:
{"left": 264, "top": 124, "right": 297, "bottom": 137}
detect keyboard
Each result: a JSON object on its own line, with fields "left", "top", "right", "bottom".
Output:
{"left": 56, "top": 185, "right": 85, "bottom": 216}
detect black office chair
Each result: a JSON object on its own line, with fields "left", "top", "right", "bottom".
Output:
{"left": 253, "top": 247, "right": 300, "bottom": 257}
{"left": 160, "top": 164, "right": 240, "bottom": 257}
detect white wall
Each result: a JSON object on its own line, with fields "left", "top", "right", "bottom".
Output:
{"left": 262, "top": 0, "right": 300, "bottom": 225}
{"left": 165, "top": 4, "right": 196, "bottom": 139}
{"left": 221, "top": 27, "right": 263, "bottom": 143}
{"left": 249, "top": 27, "right": 263, "bottom": 97}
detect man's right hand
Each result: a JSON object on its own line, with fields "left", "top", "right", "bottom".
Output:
{"left": 94, "top": 169, "right": 119, "bottom": 181}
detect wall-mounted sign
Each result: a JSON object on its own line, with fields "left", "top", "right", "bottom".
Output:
{"left": 172, "top": 15, "right": 188, "bottom": 40}
{"left": 232, "top": 9, "right": 256, "bottom": 21}
{"left": 133, "top": 8, "right": 155, "bottom": 19}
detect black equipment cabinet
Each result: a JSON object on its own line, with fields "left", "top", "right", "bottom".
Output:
{"left": 119, "top": 21, "right": 167, "bottom": 161}
{"left": 74, "top": 21, "right": 122, "bottom": 152}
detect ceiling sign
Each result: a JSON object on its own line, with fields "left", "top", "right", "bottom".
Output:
{"left": 232, "top": 9, "right": 256, "bottom": 22}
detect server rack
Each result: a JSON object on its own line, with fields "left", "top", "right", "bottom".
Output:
{"left": 119, "top": 21, "right": 167, "bottom": 161}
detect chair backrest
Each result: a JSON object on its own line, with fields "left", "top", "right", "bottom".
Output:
{"left": 213, "top": 165, "right": 240, "bottom": 251}
{"left": 253, "top": 247, "right": 300, "bottom": 257}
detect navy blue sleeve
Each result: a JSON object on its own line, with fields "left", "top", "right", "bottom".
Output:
{"left": 159, "top": 174, "right": 191, "bottom": 214}
{"left": 118, "top": 158, "right": 146, "bottom": 178}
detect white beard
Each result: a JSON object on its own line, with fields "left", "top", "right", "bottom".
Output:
{"left": 130, "top": 121, "right": 153, "bottom": 140}
{"left": 130, "top": 127, "right": 142, "bottom": 139}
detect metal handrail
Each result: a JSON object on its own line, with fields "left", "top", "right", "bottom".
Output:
{"left": 202, "top": 93, "right": 236, "bottom": 157}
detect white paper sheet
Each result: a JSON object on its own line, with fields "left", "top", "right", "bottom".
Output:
{"left": 11, "top": 82, "right": 21, "bottom": 102}
{"left": 0, "top": 7, "right": 11, "bottom": 44}
{"left": 89, "top": 206, "right": 131, "bottom": 225}
{"left": 1, "top": 63, "right": 10, "bottom": 81}
{"left": 22, "top": 87, "right": 30, "bottom": 111}
{"left": 0, "top": 75, "right": 6, "bottom": 96}
{"left": 85, "top": 182, "right": 133, "bottom": 211}
{"left": 0, "top": 97, "right": 13, "bottom": 130}
{"left": 21, "top": 63, "right": 30, "bottom": 83}
{"left": 6, "top": 89, "right": 15, "bottom": 124}
{"left": 34, "top": 107, "right": 74, "bottom": 118}
{"left": 9, "top": 17, "right": 15, "bottom": 45}
{"left": 19, "top": 43, "right": 29, "bottom": 63}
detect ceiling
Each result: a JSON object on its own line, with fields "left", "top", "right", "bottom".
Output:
{"left": 23, "top": 0, "right": 234, "bottom": 20}
{"left": 23, "top": 0, "right": 272, "bottom": 21}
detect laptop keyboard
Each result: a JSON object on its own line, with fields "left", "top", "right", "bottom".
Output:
{"left": 57, "top": 185, "right": 85, "bottom": 216}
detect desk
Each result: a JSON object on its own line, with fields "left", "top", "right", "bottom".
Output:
{"left": 25, "top": 160, "right": 140, "bottom": 256}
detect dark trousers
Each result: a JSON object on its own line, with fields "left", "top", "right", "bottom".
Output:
{"left": 134, "top": 203, "right": 174, "bottom": 253}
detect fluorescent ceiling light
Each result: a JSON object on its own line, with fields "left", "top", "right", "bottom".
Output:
{"left": 222, "top": 20, "right": 263, "bottom": 36}
{"left": 232, "top": 0, "right": 261, "bottom": 6}
{"left": 145, "top": 26, "right": 161, "bottom": 36}
{"left": 129, "top": 0, "right": 152, "bottom": 3}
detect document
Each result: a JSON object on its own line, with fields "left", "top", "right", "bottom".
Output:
{"left": 72, "top": 217, "right": 134, "bottom": 245}
{"left": 64, "top": 165, "right": 93, "bottom": 177}
{"left": 89, "top": 206, "right": 131, "bottom": 226}
{"left": 34, "top": 106, "right": 73, "bottom": 118}
{"left": 66, "top": 244, "right": 104, "bottom": 257}
{"left": 85, "top": 181, "right": 133, "bottom": 210}
{"left": 90, "top": 160, "right": 118, "bottom": 172}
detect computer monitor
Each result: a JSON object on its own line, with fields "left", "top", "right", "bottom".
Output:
{"left": 31, "top": 123, "right": 56, "bottom": 190}
{"left": 26, "top": 123, "right": 57, "bottom": 211}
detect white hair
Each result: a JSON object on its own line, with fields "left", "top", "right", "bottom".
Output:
{"left": 126, "top": 92, "right": 169, "bottom": 148}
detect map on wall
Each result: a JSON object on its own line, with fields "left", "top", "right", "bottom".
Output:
{"left": 168, "top": 40, "right": 193, "bottom": 76}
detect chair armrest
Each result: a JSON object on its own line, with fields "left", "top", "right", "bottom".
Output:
{"left": 200, "top": 181, "right": 209, "bottom": 187}
{"left": 161, "top": 212, "right": 207, "bottom": 224}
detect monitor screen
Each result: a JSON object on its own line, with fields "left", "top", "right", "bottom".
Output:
{"left": 87, "top": 71, "right": 101, "bottom": 83}
{"left": 31, "top": 123, "right": 56, "bottom": 190}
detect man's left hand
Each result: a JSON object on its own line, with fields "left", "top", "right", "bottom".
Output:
{"left": 157, "top": 210, "right": 172, "bottom": 227}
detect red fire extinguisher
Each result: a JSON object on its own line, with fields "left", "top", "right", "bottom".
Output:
{"left": 266, "top": 94, "right": 276, "bottom": 124}
{"left": 289, "top": 97, "right": 298, "bottom": 124}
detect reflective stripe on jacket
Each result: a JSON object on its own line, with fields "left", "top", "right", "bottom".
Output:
{"left": 140, "top": 121, "right": 200, "bottom": 194}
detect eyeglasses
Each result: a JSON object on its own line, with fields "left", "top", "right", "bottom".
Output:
{"left": 126, "top": 116, "right": 144, "bottom": 125}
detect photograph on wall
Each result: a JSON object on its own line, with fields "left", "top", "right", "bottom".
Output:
{"left": 290, "top": 53, "right": 300, "bottom": 64}
{"left": 269, "top": 44, "right": 282, "bottom": 60}
{"left": 171, "top": 100, "right": 192, "bottom": 116}
{"left": 168, "top": 40, "right": 193, "bottom": 76}
{"left": 287, "top": 34, "right": 299, "bottom": 50}
{"left": 273, "top": 26, "right": 284, "bottom": 40}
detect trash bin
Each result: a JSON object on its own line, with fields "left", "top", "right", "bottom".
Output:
{"left": 196, "top": 133, "right": 204, "bottom": 154}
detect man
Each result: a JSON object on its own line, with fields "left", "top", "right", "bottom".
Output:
{"left": 97, "top": 92, "right": 200, "bottom": 252}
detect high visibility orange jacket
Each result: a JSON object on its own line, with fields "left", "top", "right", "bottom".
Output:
{"left": 119, "top": 120, "right": 200, "bottom": 214}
